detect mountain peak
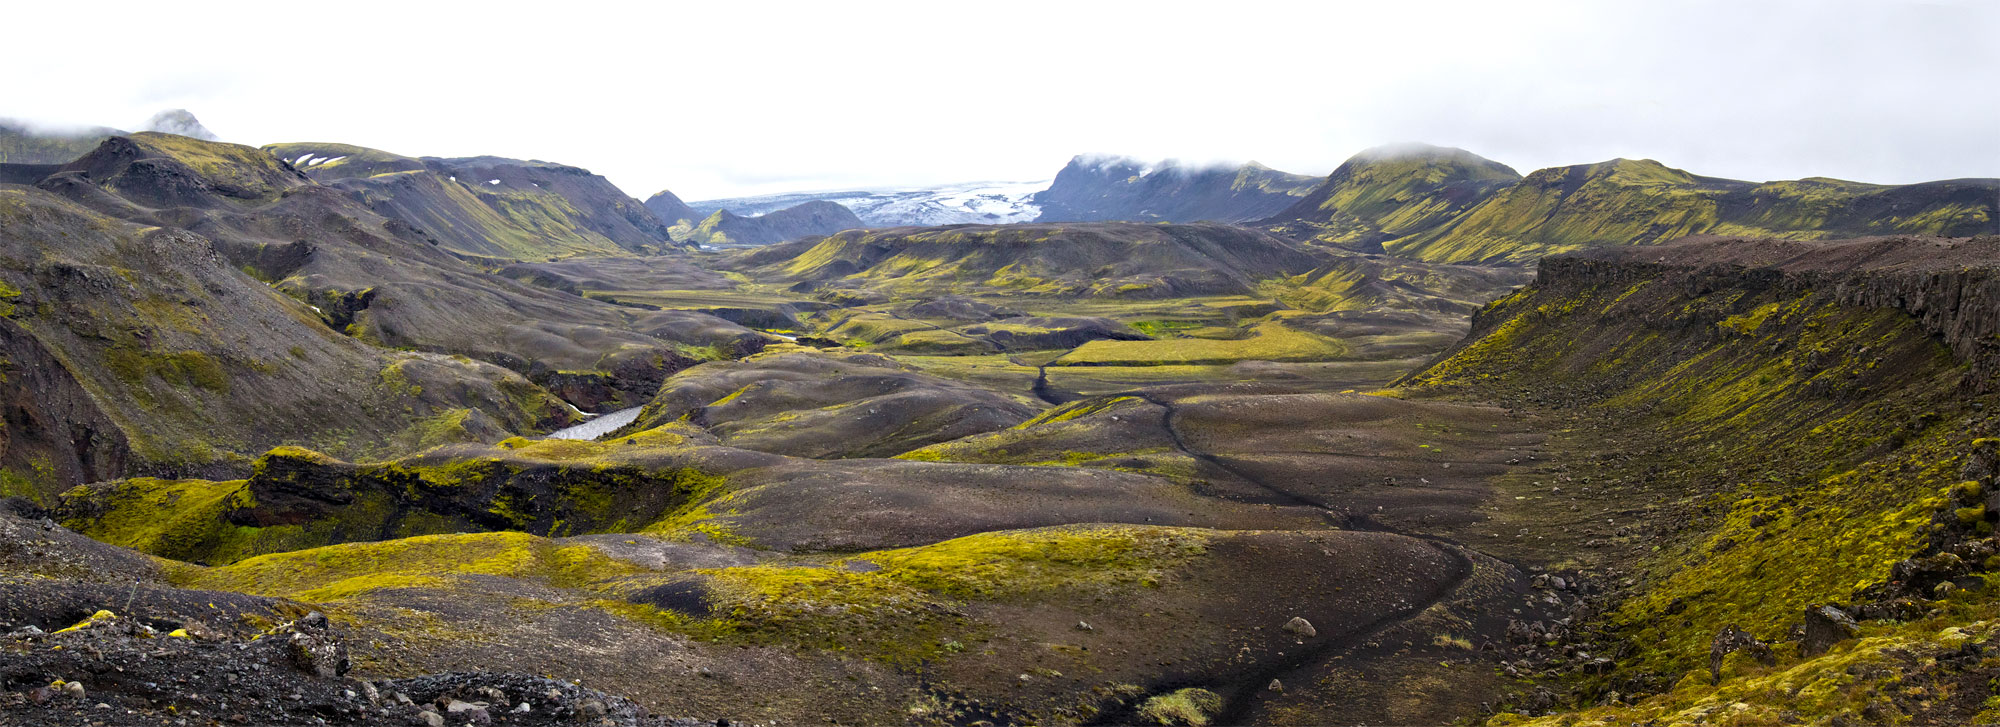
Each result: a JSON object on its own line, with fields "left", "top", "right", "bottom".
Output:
{"left": 1342, "top": 144, "right": 1520, "bottom": 178}
{"left": 139, "top": 109, "right": 216, "bottom": 141}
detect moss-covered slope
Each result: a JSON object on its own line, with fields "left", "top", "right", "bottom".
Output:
{"left": 728, "top": 221, "right": 1326, "bottom": 300}
{"left": 263, "top": 142, "right": 680, "bottom": 259}
{"left": 1402, "top": 235, "right": 2000, "bottom": 724}
{"left": 682, "top": 201, "right": 865, "bottom": 247}
{"left": 1262, "top": 143, "right": 1521, "bottom": 251}
{"left": 1386, "top": 159, "right": 1999, "bottom": 263}
{"left": 24, "top": 134, "right": 768, "bottom": 409}
{"left": 57, "top": 428, "right": 725, "bottom": 565}
{"left": 621, "top": 351, "right": 1040, "bottom": 458}
{"left": 0, "top": 185, "right": 575, "bottom": 494}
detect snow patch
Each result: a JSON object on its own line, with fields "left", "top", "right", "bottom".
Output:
{"left": 690, "top": 180, "right": 1049, "bottom": 228}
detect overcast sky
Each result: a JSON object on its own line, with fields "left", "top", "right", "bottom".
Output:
{"left": 5, "top": 0, "right": 1996, "bottom": 200}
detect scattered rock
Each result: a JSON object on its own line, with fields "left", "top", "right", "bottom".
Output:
{"left": 1282, "top": 616, "right": 1317, "bottom": 638}
{"left": 1708, "top": 625, "right": 1776, "bottom": 684}
{"left": 1801, "top": 605, "right": 1861, "bottom": 657}
{"left": 64, "top": 680, "right": 85, "bottom": 699}
{"left": 417, "top": 709, "right": 445, "bottom": 727}
{"left": 1267, "top": 678, "right": 1283, "bottom": 692}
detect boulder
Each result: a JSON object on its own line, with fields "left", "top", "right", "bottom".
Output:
{"left": 1282, "top": 616, "right": 1317, "bottom": 638}
{"left": 1800, "top": 605, "right": 1861, "bottom": 657}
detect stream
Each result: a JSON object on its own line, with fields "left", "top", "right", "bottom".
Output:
{"left": 542, "top": 407, "right": 643, "bottom": 441}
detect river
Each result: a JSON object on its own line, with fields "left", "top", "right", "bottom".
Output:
{"left": 542, "top": 407, "right": 644, "bottom": 441}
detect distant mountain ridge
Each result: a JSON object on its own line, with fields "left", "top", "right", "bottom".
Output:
{"left": 0, "top": 109, "right": 217, "bottom": 164}
{"left": 684, "top": 201, "right": 866, "bottom": 247}
{"left": 1267, "top": 145, "right": 2000, "bottom": 263}
{"left": 1031, "top": 156, "right": 1321, "bottom": 223}
{"left": 264, "top": 142, "right": 681, "bottom": 259}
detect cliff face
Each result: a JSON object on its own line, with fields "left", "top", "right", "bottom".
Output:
{"left": 1523, "top": 235, "right": 2000, "bottom": 387}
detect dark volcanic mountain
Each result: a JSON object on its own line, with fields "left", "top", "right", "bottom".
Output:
{"left": 263, "top": 142, "right": 681, "bottom": 259}
{"left": 1032, "top": 155, "right": 1320, "bottom": 223}
{"left": 682, "top": 200, "right": 865, "bottom": 246}
{"left": 642, "top": 188, "right": 701, "bottom": 227}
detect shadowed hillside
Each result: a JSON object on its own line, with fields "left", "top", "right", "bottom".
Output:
{"left": 0, "top": 173, "right": 573, "bottom": 494}
{"left": 264, "top": 142, "right": 681, "bottom": 259}
{"left": 1033, "top": 156, "right": 1320, "bottom": 223}
{"left": 681, "top": 201, "right": 865, "bottom": 247}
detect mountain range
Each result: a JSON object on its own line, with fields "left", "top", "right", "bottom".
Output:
{"left": 1265, "top": 143, "right": 2000, "bottom": 262}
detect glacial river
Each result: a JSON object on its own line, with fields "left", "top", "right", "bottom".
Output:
{"left": 542, "top": 407, "right": 643, "bottom": 441}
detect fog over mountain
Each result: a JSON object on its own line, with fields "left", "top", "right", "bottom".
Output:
{"left": 4, "top": 1, "right": 1995, "bottom": 199}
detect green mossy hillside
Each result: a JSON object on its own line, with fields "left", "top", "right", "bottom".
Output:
{"left": 260, "top": 142, "right": 676, "bottom": 259}
{"left": 1263, "top": 144, "right": 1520, "bottom": 250}
{"left": 60, "top": 428, "right": 728, "bottom": 565}
{"left": 1407, "top": 256, "right": 1986, "bottom": 682}
{"left": 1055, "top": 320, "right": 1349, "bottom": 366}
{"left": 1381, "top": 160, "right": 1997, "bottom": 263}
{"left": 618, "top": 524, "right": 1210, "bottom": 664}
{"left": 167, "top": 523, "right": 1211, "bottom": 668}
{"left": 1492, "top": 610, "right": 2000, "bottom": 726}
{"left": 171, "top": 530, "right": 643, "bottom": 603}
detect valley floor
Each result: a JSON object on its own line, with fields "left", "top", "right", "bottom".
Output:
{"left": 6, "top": 227, "right": 1999, "bottom": 727}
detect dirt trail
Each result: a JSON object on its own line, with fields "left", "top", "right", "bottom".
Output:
{"left": 1123, "top": 392, "right": 1486, "bottom": 722}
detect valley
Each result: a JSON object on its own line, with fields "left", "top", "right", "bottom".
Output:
{"left": 0, "top": 119, "right": 1996, "bottom": 727}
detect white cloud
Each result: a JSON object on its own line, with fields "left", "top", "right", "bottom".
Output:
{"left": 2, "top": 0, "right": 1994, "bottom": 199}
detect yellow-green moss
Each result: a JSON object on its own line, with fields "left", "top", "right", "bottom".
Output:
{"left": 1137, "top": 687, "right": 1224, "bottom": 727}
{"left": 1058, "top": 322, "right": 1348, "bottom": 366}
{"left": 1494, "top": 614, "right": 2000, "bottom": 727}
{"left": 172, "top": 531, "right": 640, "bottom": 603}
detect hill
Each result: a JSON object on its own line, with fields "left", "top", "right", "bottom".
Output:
{"left": 642, "top": 188, "right": 701, "bottom": 227}
{"left": 0, "top": 171, "right": 575, "bottom": 494}
{"left": 1402, "top": 234, "right": 2000, "bottom": 724}
{"left": 1261, "top": 143, "right": 1521, "bottom": 251}
{"left": 729, "top": 221, "right": 1324, "bottom": 299}
{"left": 680, "top": 201, "right": 865, "bottom": 247}
{"left": 19, "top": 134, "right": 765, "bottom": 420}
{"left": 263, "top": 142, "right": 680, "bottom": 259}
{"left": 1033, "top": 156, "right": 1320, "bottom": 223}
{"left": 1270, "top": 148, "right": 2000, "bottom": 263}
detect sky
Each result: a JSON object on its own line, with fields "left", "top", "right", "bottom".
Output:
{"left": 4, "top": 0, "right": 1997, "bottom": 200}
